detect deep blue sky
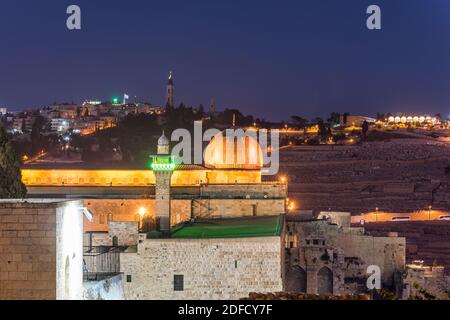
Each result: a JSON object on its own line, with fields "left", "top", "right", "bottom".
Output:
{"left": 1, "top": 0, "right": 450, "bottom": 121}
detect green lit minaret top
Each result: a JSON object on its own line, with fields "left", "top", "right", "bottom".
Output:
{"left": 150, "top": 131, "right": 176, "bottom": 171}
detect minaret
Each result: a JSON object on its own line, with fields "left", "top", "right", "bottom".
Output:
{"left": 151, "top": 131, "right": 174, "bottom": 234}
{"left": 166, "top": 71, "right": 174, "bottom": 108}
{"left": 209, "top": 97, "right": 216, "bottom": 115}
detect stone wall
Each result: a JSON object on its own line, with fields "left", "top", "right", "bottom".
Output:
{"left": 83, "top": 198, "right": 284, "bottom": 232}
{"left": 55, "top": 201, "right": 84, "bottom": 300}
{"left": 192, "top": 199, "right": 285, "bottom": 219}
{"left": 83, "top": 199, "right": 191, "bottom": 232}
{"left": 120, "top": 237, "right": 283, "bottom": 299}
{"left": 401, "top": 264, "right": 450, "bottom": 300}
{"left": 285, "top": 217, "right": 405, "bottom": 295}
{"left": 0, "top": 200, "right": 83, "bottom": 300}
{"left": 85, "top": 222, "right": 139, "bottom": 247}
{"left": 363, "top": 221, "right": 450, "bottom": 275}
{"left": 200, "top": 183, "right": 286, "bottom": 199}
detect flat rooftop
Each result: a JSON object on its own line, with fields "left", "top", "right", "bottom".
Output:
{"left": 171, "top": 215, "right": 283, "bottom": 239}
{"left": 0, "top": 199, "right": 68, "bottom": 203}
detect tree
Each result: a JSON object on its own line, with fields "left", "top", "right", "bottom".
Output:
{"left": 362, "top": 121, "right": 369, "bottom": 139}
{"left": 376, "top": 112, "right": 385, "bottom": 121}
{"left": 317, "top": 119, "right": 330, "bottom": 142}
{"left": 327, "top": 112, "right": 341, "bottom": 126}
{"left": 342, "top": 112, "right": 350, "bottom": 126}
{"left": 31, "top": 115, "right": 48, "bottom": 156}
{"left": 310, "top": 117, "right": 323, "bottom": 125}
{"left": 0, "top": 125, "right": 27, "bottom": 198}
{"left": 197, "top": 104, "right": 205, "bottom": 116}
{"left": 291, "top": 116, "right": 309, "bottom": 128}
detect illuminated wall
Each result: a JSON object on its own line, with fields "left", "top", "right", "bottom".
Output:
{"left": 56, "top": 201, "right": 84, "bottom": 300}
{"left": 83, "top": 199, "right": 192, "bottom": 232}
{"left": 0, "top": 200, "right": 84, "bottom": 300}
{"left": 22, "top": 169, "right": 262, "bottom": 186}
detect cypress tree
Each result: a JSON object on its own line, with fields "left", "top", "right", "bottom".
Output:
{"left": 0, "top": 124, "right": 27, "bottom": 198}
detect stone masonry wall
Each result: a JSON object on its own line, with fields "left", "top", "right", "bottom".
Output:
{"left": 192, "top": 199, "right": 285, "bottom": 219}
{"left": 0, "top": 203, "right": 58, "bottom": 299}
{"left": 0, "top": 200, "right": 83, "bottom": 300}
{"left": 200, "top": 183, "right": 286, "bottom": 199}
{"left": 83, "top": 199, "right": 191, "bottom": 232}
{"left": 285, "top": 220, "right": 405, "bottom": 295}
{"left": 85, "top": 222, "right": 139, "bottom": 247}
{"left": 120, "top": 237, "right": 283, "bottom": 299}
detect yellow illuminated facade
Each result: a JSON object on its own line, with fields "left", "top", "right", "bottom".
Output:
{"left": 21, "top": 168, "right": 262, "bottom": 187}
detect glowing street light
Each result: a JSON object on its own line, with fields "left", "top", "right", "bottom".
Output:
{"left": 288, "top": 201, "right": 295, "bottom": 211}
{"left": 138, "top": 207, "right": 146, "bottom": 217}
{"left": 138, "top": 207, "right": 147, "bottom": 231}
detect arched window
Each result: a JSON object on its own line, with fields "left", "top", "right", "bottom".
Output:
{"left": 317, "top": 267, "right": 333, "bottom": 294}
{"left": 112, "top": 236, "right": 118, "bottom": 247}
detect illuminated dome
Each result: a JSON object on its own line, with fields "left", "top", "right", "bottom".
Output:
{"left": 157, "top": 131, "right": 170, "bottom": 155}
{"left": 158, "top": 131, "right": 169, "bottom": 146}
{"left": 204, "top": 131, "right": 263, "bottom": 169}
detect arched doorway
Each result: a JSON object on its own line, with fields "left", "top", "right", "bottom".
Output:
{"left": 286, "top": 266, "right": 307, "bottom": 293}
{"left": 317, "top": 267, "right": 333, "bottom": 294}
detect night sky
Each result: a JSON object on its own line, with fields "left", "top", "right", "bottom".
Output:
{"left": 1, "top": 0, "right": 450, "bottom": 121}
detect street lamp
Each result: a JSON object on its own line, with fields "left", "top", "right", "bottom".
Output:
{"left": 428, "top": 205, "right": 432, "bottom": 221}
{"left": 138, "top": 207, "right": 146, "bottom": 230}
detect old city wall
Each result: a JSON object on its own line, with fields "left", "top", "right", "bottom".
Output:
{"left": 0, "top": 200, "right": 84, "bottom": 300}
{"left": 120, "top": 237, "right": 283, "bottom": 299}
{"left": 83, "top": 199, "right": 192, "bottom": 232}
{"left": 286, "top": 220, "right": 405, "bottom": 294}
{"left": 0, "top": 203, "right": 58, "bottom": 299}
{"left": 192, "top": 199, "right": 285, "bottom": 219}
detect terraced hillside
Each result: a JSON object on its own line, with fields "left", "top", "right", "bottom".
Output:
{"left": 278, "top": 135, "right": 450, "bottom": 214}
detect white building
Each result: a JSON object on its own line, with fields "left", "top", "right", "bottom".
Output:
{"left": 51, "top": 118, "right": 70, "bottom": 132}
